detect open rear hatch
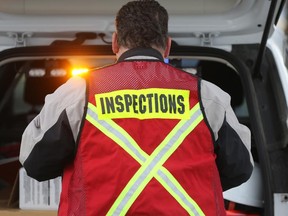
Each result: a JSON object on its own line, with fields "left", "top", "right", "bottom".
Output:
{"left": 0, "top": 1, "right": 286, "bottom": 215}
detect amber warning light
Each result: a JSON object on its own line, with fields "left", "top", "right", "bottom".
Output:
{"left": 71, "top": 68, "right": 89, "bottom": 76}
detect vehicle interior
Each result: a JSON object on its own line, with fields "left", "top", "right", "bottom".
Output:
{"left": 0, "top": 41, "right": 264, "bottom": 214}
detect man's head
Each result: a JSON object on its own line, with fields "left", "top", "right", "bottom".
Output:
{"left": 112, "top": 0, "right": 171, "bottom": 58}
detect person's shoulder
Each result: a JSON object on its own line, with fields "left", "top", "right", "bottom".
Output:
{"left": 46, "top": 76, "right": 87, "bottom": 103}
{"left": 65, "top": 76, "right": 87, "bottom": 88}
{"left": 200, "top": 79, "right": 231, "bottom": 108}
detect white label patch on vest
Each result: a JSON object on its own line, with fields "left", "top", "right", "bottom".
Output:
{"left": 95, "top": 88, "right": 190, "bottom": 120}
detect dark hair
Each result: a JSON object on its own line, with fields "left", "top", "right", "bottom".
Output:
{"left": 115, "top": 0, "right": 169, "bottom": 49}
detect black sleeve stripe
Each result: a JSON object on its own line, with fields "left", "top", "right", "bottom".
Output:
{"left": 215, "top": 117, "right": 253, "bottom": 191}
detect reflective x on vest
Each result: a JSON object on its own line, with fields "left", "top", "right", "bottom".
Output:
{"left": 86, "top": 102, "right": 205, "bottom": 216}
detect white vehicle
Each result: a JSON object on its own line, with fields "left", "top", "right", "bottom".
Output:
{"left": 0, "top": 0, "right": 287, "bottom": 215}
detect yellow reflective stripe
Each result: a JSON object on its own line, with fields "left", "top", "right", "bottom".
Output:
{"left": 107, "top": 104, "right": 204, "bottom": 216}
{"left": 86, "top": 102, "right": 204, "bottom": 216}
{"left": 87, "top": 103, "right": 145, "bottom": 164}
{"left": 149, "top": 104, "right": 202, "bottom": 177}
{"left": 156, "top": 168, "right": 204, "bottom": 216}
{"left": 87, "top": 104, "right": 204, "bottom": 215}
{"left": 87, "top": 104, "right": 201, "bottom": 215}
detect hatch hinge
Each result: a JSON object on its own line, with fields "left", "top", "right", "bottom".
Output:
{"left": 7, "top": 32, "right": 33, "bottom": 47}
{"left": 196, "top": 32, "right": 219, "bottom": 47}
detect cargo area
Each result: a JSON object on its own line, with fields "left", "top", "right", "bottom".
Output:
{"left": 0, "top": 51, "right": 260, "bottom": 214}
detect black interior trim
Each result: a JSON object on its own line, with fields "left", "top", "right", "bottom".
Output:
{"left": 253, "top": 0, "right": 279, "bottom": 79}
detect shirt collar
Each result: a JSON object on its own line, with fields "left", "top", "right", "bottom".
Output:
{"left": 117, "top": 48, "right": 164, "bottom": 63}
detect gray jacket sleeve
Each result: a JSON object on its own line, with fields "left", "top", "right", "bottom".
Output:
{"left": 19, "top": 76, "right": 86, "bottom": 181}
{"left": 200, "top": 79, "right": 254, "bottom": 191}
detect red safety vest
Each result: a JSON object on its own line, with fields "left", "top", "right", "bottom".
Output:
{"left": 59, "top": 61, "right": 226, "bottom": 216}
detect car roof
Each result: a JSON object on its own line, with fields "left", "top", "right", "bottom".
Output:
{"left": 0, "top": 0, "right": 285, "bottom": 48}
